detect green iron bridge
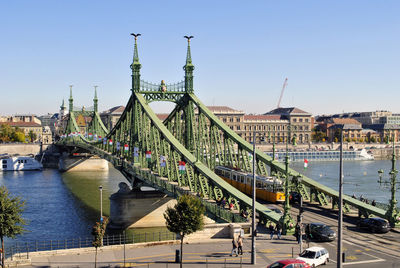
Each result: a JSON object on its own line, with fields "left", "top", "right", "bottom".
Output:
{"left": 56, "top": 35, "right": 396, "bottom": 231}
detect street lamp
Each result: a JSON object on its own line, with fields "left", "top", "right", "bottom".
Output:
{"left": 250, "top": 131, "right": 265, "bottom": 265}
{"left": 99, "top": 185, "right": 103, "bottom": 222}
{"left": 377, "top": 132, "right": 400, "bottom": 227}
{"left": 281, "top": 126, "right": 294, "bottom": 235}
{"left": 337, "top": 128, "right": 344, "bottom": 268}
{"left": 251, "top": 130, "right": 257, "bottom": 265}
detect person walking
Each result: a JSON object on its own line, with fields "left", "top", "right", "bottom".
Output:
{"left": 295, "top": 222, "right": 301, "bottom": 244}
{"left": 230, "top": 237, "right": 238, "bottom": 256}
{"left": 275, "top": 223, "right": 282, "bottom": 240}
{"left": 269, "top": 223, "right": 275, "bottom": 239}
{"left": 237, "top": 235, "right": 243, "bottom": 255}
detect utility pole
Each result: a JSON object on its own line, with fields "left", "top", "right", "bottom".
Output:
{"left": 298, "top": 195, "right": 304, "bottom": 253}
{"left": 251, "top": 131, "right": 257, "bottom": 265}
{"left": 337, "top": 128, "right": 344, "bottom": 268}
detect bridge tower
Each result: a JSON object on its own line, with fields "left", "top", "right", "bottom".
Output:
{"left": 183, "top": 36, "right": 195, "bottom": 153}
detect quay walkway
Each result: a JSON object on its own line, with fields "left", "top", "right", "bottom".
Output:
{"left": 8, "top": 235, "right": 304, "bottom": 268}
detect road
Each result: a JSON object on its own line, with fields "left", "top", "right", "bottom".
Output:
{"left": 265, "top": 201, "right": 400, "bottom": 267}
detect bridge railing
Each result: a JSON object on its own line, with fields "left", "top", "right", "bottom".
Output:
{"left": 122, "top": 160, "right": 247, "bottom": 223}
{"left": 140, "top": 80, "right": 185, "bottom": 92}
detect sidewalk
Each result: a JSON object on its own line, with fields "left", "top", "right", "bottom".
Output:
{"left": 8, "top": 233, "right": 305, "bottom": 268}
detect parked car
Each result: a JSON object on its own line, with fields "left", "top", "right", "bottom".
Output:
{"left": 267, "top": 258, "right": 311, "bottom": 268}
{"left": 290, "top": 192, "right": 301, "bottom": 204}
{"left": 267, "top": 206, "right": 283, "bottom": 215}
{"left": 357, "top": 217, "right": 391, "bottom": 233}
{"left": 304, "top": 223, "right": 336, "bottom": 242}
{"left": 297, "top": 246, "right": 329, "bottom": 267}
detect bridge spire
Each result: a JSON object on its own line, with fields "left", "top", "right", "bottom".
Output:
{"left": 93, "top": 85, "right": 98, "bottom": 112}
{"left": 130, "top": 33, "right": 142, "bottom": 92}
{"left": 183, "top": 35, "right": 194, "bottom": 93}
{"left": 68, "top": 85, "right": 74, "bottom": 112}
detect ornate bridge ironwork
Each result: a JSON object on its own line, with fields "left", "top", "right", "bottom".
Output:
{"left": 57, "top": 35, "right": 394, "bottom": 230}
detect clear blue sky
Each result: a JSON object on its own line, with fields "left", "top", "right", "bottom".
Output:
{"left": 1, "top": 1, "right": 399, "bottom": 116}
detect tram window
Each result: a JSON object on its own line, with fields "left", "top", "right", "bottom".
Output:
{"left": 233, "top": 175, "right": 237, "bottom": 181}
{"left": 2, "top": 160, "right": 6, "bottom": 164}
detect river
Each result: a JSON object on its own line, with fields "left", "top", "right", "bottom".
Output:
{"left": 0, "top": 160, "right": 399, "bottom": 245}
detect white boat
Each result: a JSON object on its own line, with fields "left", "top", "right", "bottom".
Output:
{"left": 266, "top": 148, "right": 374, "bottom": 162}
{"left": 0, "top": 155, "right": 43, "bottom": 171}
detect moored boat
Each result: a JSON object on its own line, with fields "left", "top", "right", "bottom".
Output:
{"left": 0, "top": 155, "right": 43, "bottom": 171}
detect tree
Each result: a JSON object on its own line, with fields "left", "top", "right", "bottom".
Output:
{"left": 28, "top": 131, "right": 37, "bottom": 142}
{"left": 311, "top": 128, "right": 327, "bottom": 142}
{"left": 0, "top": 124, "right": 12, "bottom": 143}
{"left": 333, "top": 129, "right": 341, "bottom": 142}
{"left": 92, "top": 216, "right": 108, "bottom": 268}
{"left": 164, "top": 195, "right": 205, "bottom": 267}
{"left": 0, "top": 186, "right": 26, "bottom": 268}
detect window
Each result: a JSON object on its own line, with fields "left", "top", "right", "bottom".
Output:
{"left": 293, "top": 118, "right": 297, "bottom": 122}
{"left": 299, "top": 118, "right": 303, "bottom": 122}
{"left": 305, "top": 118, "right": 309, "bottom": 122}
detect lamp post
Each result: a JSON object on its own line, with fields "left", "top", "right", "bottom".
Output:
{"left": 377, "top": 131, "right": 399, "bottom": 227}
{"left": 251, "top": 130, "right": 257, "bottom": 265}
{"left": 99, "top": 185, "right": 103, "bottom": 222}
{"left": 281, "top": 126, "right": 294, "bottom": 235}
{"left": 337, "top": 128, "right": 344, "bottom": 268}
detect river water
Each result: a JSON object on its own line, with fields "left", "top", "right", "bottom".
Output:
{"left": 0, "top": 160, "right": 399, "bottom": 245}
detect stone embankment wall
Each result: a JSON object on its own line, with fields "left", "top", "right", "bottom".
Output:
{"left": 0, "top": 143, "right": 49, "bottom": 155}
{"left": 0, "top": 143, "right": 61, "bottom": 168}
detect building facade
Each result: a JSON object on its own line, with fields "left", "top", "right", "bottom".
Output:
{"left": 264, "top": 107, "right": 313, "bottom": 144}
{"left": 100, "top": 106, "right": 125, "bottom": 130}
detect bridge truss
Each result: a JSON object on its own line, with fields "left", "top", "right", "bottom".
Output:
{"left": 58, "top": 35, "right": 398, "bottom": 231}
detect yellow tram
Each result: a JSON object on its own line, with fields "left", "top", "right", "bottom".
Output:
{"left": 215, "top": 166, "right": 285, "bottom": 203}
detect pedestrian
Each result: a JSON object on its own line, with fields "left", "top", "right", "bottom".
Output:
{"left": 221, "top": 198, "right": 226, "bottom": 208}
{"left": 269, "top": 223, "right": 275, "bottom": 239}
{"left": 372, "top": 200, "right": 376, "bottom": 206}
{"left": 295, "top": 222, "right": 301, "bottom": 244}
{"left": 230, "top": 237, "right": 238, "bottom": 256}
{"left": 237, "top": 235, "right": 243, "bottom": 255}
{"left": 229, "top": 202, "right": 234, "bottom": 211}
{"left": 275, "top": 223, "right": 282, "bottom": 240}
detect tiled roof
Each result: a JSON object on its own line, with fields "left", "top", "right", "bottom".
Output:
{"left": 265, "top": 107, "right": 311, "bottom": 115}
{"left": 156, "top": 114, "right": 169, "bottom": 121}
{"left": 244, "top": 114, "right": 283, "bottom": 121}
{"left": 332, "top": 118, "right": 361, "bottom": 125}
{"left": 1, "top": 122, "right": 41, "bottom": 127}
{"left": 101, "top": 106, "right": 125, "bottom": 115}
{"left": 206, "top": 106, "right": 244, "bottom": 114}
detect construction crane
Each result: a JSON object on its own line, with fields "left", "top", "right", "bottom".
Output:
{"left": 277, "top": 78, "right": 288, "bottom": 108}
